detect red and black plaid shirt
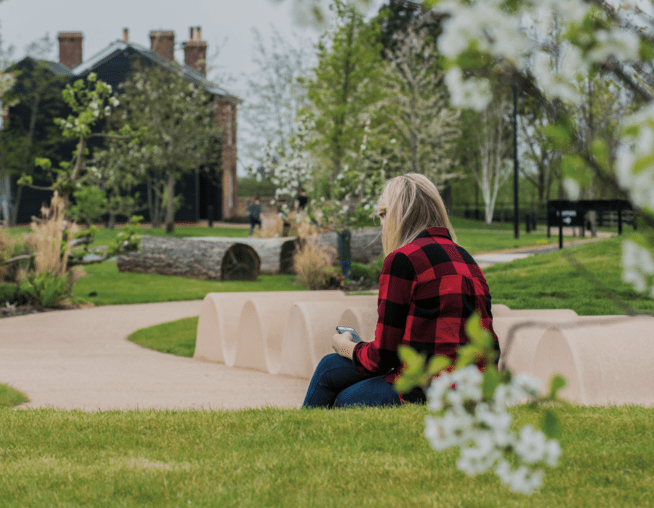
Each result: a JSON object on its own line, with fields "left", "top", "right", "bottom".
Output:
{"left": 353, "top": 227, "right": 498, "bottom": 383}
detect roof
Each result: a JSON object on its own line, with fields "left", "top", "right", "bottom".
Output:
{"left": 39, "top": 60, "right": 76, "bottom": 76}
{"left": 10, "top": 56, "right": 75, "bottom": 77}
{"left": 71, "top": 40, "right": 241, "bottom": 103}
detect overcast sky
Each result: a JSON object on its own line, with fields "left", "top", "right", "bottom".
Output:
{"left": 0, "top": 0, "right": 341, "bottom": 174}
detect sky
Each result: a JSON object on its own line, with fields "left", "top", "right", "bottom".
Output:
{"left": 0, "top": 0, "right": 333, "bottom": 174}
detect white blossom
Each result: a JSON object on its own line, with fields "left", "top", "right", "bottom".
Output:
{"left": 457, "top": 433, "right": 502, "bottom": 475}
{"left": 622, "top": 240, "right": 654, "bottom": 295}
{"left": 514, "top": 425, "right": 547, "bottom": 464}
{"left": 444, "top": 68, "right": 492, "bottom": 111}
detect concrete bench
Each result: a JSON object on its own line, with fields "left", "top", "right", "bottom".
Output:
{"left": 195, "top": 294, "right": 654, "bottom": 406}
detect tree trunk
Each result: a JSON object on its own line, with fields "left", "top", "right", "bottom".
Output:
{"left": 316, "top": 227, "right": 383, "bottom": 264}
{"left": 117, "top": 235, "right": 261, "bottom": 280}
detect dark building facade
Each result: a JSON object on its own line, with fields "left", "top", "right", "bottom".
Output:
{"left": 3, "top": 27, "right": 240, "bottom": 225}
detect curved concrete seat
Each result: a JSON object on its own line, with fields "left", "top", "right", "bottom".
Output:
{"left": 491, "top": 303, "right": 511, "bottom": 316}
{"left": 492, "top": 307, "right": 579, "bottom": 319}
{"left": 496, "top": 314, "right": 628, "bottom": 376}
{"left": 338, "top": 305, "right": 379, "bottom": 343}
{"left": 531, "top": 316, "right": 654, "bottom": 406}
{"left": 279, "top": 296, "right": 378, "bottom": 379}
{"left": 195, "top": 291, "right": 346, "bottom": 366}
{"left": 233, "top": 292, "right": 349, "bottom": 374}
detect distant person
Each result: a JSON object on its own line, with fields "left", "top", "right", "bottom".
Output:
{"left": 302, "top": 173, "right": 500, "bottom": 408}
{"left": 247, "top": 196, "right": 263, "bottom": 236}
{"left": 295, "top": 189, "right": 309, "bottom": 213}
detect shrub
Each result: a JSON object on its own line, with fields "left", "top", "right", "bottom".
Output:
{"left": 0, "top": 282, "right": 17, "bottom": 304}
{"left": 368, "top": 257, "right": 384, "bottom": 278}
{"left": 19, "top": 270, "right": 72, "bottom": 308}
{"left": 293, "top": 236, "right": 337, "bottom": 290}
{"left": 26, "top": 192, "right": 76, "bottom": 276}
{"left": 0, "top": 227, "right": 17, "bottom": 281}
{"left": 350, "top": 262, "right": 377, "bottom": 284}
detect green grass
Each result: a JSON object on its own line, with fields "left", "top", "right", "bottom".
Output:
{"left": 0, "top": 384, "right": 29, "bottom": 407}
{"left": 0, "top": 404, "right": 652, "bottom": 507}
{"left": 72, "top": 261, "right": 304, "bottom": 305}
{"left": 457, "top": 231, "right": 555, "bottom": 254}
{"left": 485, "top": 235, "right": 654, "bottom": 315}
{"left": 128, "top": 316, "right": 198, "bottom": 357}
{"left": 6, "top": 224, "right": 249, "bottom": 248}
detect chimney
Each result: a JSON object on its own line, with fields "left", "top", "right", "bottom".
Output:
{"left": 58, "top": 32, "right": 83, "bottom": 68}
{"left": 123, "top": 28, "right": 129, "bottom": 43}
{"left": 149, "top": 30, "right": 175, "bottom": 61}
{"left": 183, "top": 26, "right": 207, "bottom": 75}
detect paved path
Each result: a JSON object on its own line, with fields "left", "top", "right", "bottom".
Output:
{"left": 1, "top": 301, "right": 309, "bottom": 411}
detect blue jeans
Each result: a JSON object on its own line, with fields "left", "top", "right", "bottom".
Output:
{"left": 302, "top": 353, "right": 401, "bottom": 408}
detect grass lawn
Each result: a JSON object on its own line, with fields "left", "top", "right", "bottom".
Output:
{"left": 0, "top": 384, "right": 29, "bottom": 408}
{"left": 485, "top": 235, "right": 654, "bottom": 315}
{"left": 6, "top": 224, "right": 249, "bottom": 248}
{"left": 72, "top": 261, "right": 303, "bottom": 305}
{"left": 0, "top": 404, "right": 652, "bottom": 507}
{"left": 128, "top": 317, "right": 198, "bottom": 357}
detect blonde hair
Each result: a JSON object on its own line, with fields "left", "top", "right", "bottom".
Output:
{"left": 378, "top": 173, "right": 456, "bottom": 255}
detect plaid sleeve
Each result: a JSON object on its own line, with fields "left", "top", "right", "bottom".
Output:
{"left": 353, "top": 250, "right": 415, "bottom": 376}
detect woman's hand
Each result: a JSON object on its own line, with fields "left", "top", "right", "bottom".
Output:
{"left": 332, "top": 332, "right": 356, "bottom": 360}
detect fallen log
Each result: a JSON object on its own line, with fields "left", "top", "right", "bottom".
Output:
{"left": 188, "top": 237, "right": 299, "bottom": 275}
{"left": 117, "top": 235, "right": 260, "bottom": 281}
{"left": 316, "top": 227, "right": 383, "bottom": 264}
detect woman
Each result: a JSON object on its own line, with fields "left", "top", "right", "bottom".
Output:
{"left": 303, "top": 173, "right": 499, "bottom": 408}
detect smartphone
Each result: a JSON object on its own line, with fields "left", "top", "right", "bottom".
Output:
{"left": 336, "top": 326, "right": 363, "bottom": 344}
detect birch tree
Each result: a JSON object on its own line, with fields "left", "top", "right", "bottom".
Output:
{"left": 242, "top": 28, "right": 314, "bottom": 167}
{"left": 469, "top": 98, "right": 512, "bottom": 225}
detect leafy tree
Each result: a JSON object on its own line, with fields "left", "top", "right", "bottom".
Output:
{"left": 117, "top": 64, "right": 222, "bottom": 232}
{"left": 303, "top": 0, "right": 386, "bottom": 188}
{"left": 83, "top": 138, "right": 145, "bottom": 228}
{"left": 376, "top": 0, "right": 445, "bottom": 57}
{"left": 20, "top": 72, "right": 128, "bottom": 209}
